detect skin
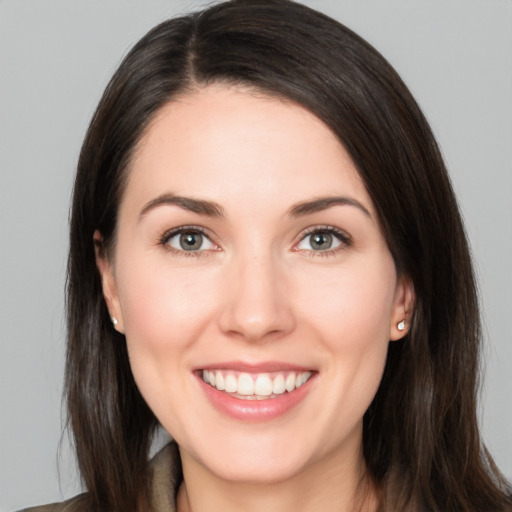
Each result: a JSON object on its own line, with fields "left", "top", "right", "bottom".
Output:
{"left": 96, "top": 85, "right": 413, "bottom": 512}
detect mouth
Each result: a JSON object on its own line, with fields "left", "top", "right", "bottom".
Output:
{"left": 196, "top": 362, "right": 317, "bottom": 421}
{"left": 201, "top": 369, "right": 313, "bottom": 400}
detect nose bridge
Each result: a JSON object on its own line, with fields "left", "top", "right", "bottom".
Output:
{"left": 218, "top": 243, "right": 295, "bottom": 341}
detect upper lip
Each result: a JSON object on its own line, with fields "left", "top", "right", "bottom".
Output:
{"left": 197, "top": 361, "right": 315, "bottom": 373}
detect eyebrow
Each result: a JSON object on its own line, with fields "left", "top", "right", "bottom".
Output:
{"left": 287, "top": 196, "right": 372, "bottom": 218}
{"left": 139, "top": 193, "right": 225, "bottom": 219}
{"left": 139, "top": 193, "right": 371, "bottom": 220}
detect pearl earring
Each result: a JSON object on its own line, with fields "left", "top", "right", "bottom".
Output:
{"left": 111, "top": 317, "right": 119, "bottom": 327}
{"left": 397, "top": 320, "right": 405, "bottom": 331}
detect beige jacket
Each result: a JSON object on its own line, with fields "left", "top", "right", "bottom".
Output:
{"left": 20, "top": 443, "right": 180, "bottom": 512}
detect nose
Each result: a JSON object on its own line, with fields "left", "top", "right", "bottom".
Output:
{"left": 218, "top": 251, "right": 296, "bottom": 343}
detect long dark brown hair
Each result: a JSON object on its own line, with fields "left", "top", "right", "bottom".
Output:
{"left": 66, "top": 1, "right": 512, "bottom": 510}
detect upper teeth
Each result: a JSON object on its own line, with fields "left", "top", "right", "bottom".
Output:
{"left": 202, "top": 370, "right": 312, "bottom": 397}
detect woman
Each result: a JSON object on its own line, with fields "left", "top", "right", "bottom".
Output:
{"left": 20, "top": 1, "right": 511, "bottom": 511}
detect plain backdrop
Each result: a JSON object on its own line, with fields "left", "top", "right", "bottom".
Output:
{"left": 1, "top": 1, "right": 511, "bottom": 510}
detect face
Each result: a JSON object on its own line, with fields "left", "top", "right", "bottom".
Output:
{"left": 96, "top": 86, "right": 412, "bottom": 485}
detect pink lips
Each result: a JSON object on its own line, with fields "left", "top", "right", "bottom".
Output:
{"left": 196, "top": 361, "right": 316, "bottom": 422}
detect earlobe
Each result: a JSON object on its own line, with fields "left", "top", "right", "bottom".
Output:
{"left": 389, "top": 277, "right": 415, "bottom": 341}
{"left": 93, "top": 230, "right": 125, "bottom": 333}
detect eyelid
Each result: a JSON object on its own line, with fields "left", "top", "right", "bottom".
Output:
{"left": 157, "top": 224, "right": 351, "bottom": 257}
{"left": 293, "top": 225, "right": 352, "bottom": 254}
{"left": 159, "top": 225, "right": 219, "bottom": 255}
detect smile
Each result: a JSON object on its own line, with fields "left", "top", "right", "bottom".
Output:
{"left": 202, "top": 370, "right": 313, "bottom": 400}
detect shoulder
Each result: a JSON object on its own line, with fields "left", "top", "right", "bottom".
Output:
{"left": 17, "top": 493, "right": 91, "bottom": 512}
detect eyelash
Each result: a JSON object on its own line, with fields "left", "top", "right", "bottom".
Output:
{"left": 294, "top": 225, "right": 352, "bottom": 258}
{"left": 159, "top": 226, "right": 217, "bottom": 257}
{"left": 158, "top": 225, "right": 352, "bottom": 257}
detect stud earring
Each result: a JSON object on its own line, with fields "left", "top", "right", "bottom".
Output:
{"left": 111, "top": 317, "right": 119, "bottom": 327}
{"left": 397, "top": 320, "right": 405, "bottom": 331}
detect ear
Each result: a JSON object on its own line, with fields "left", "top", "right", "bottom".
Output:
{"left": 93, "top": 230, "right": 125, "bottom": 333}
{"left": 389, "top": 275, "right": 415, "bottom": 341}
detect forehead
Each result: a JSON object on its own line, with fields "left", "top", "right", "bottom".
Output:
{"left": 123, "top": 85, "right": 372, "bottom": 216}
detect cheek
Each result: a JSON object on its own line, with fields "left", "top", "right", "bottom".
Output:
{"left": 114, "top": 259, "right": 222, "bottom": 430}
{"left": 295, "top": 256, "right": 397, "bottom": 345}
{"left": 115, "top": 257, "right": 218, "bottom": 382}
{"left": 296, "top": 256, "right": 396, "bottom": 400}
{"left": 119, "top": 258, "right": 213, "bottom": 335}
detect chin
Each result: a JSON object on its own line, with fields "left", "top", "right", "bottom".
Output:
{"left": 177, "top": 424, "right": 328, "bottom": 486}
{"left": 205, "top": 452, "right": 311, "bottom": 485}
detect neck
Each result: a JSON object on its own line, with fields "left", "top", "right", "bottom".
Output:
{"left": 176, "top": 440, "right": 378, "bottom": 512}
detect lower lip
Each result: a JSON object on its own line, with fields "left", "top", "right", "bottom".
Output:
{"left": 198, "top": 374, "right": 315, "bottom": 422}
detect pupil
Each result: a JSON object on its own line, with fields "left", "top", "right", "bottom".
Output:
{"left": 311, "top": 232, "right": 332, "bottom": 250}
{"left": 180, "top": 232, "right": 202, "bottom": 251}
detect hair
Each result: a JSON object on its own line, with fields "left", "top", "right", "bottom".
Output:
{"left": 66, "top": 1, "right": 512, "bottom": 511}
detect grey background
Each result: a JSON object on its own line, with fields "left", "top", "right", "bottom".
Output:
{"left": 1, "top": 1, "right": 510, "bottom": 510}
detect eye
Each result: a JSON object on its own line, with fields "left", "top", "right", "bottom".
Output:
{"left": 162, "top": 227, "right": 216, "bottom": 253}
{"left": 295, "top": 227, "right": 351, "bottom": 253}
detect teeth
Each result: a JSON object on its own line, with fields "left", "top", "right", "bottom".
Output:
{"left": 254, "top": 374, "right": 273, "bottom": 396}
{"left": 201, "top": 369, "right": 312, "bottom": 398}
{"left": 285, "top": 373, "right": 296, "bottom": 392}
{"left": 215, "top": 371, "right": 225, "bottom": 391}
{"left": 238, "top": 373, "right": 254, "bottom": 395}
{"left": 272, "top": 374, "right": 285, "bottom": 394}
{"left": 296, "top": 372, "right": 312, "bottom": 388}
{"left": 225, "top": 374, "right": 237, "bottom": 393}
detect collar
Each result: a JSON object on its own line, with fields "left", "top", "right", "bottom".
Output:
{"left": 149, "top": 441, "right": 182, "bottom": 512}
